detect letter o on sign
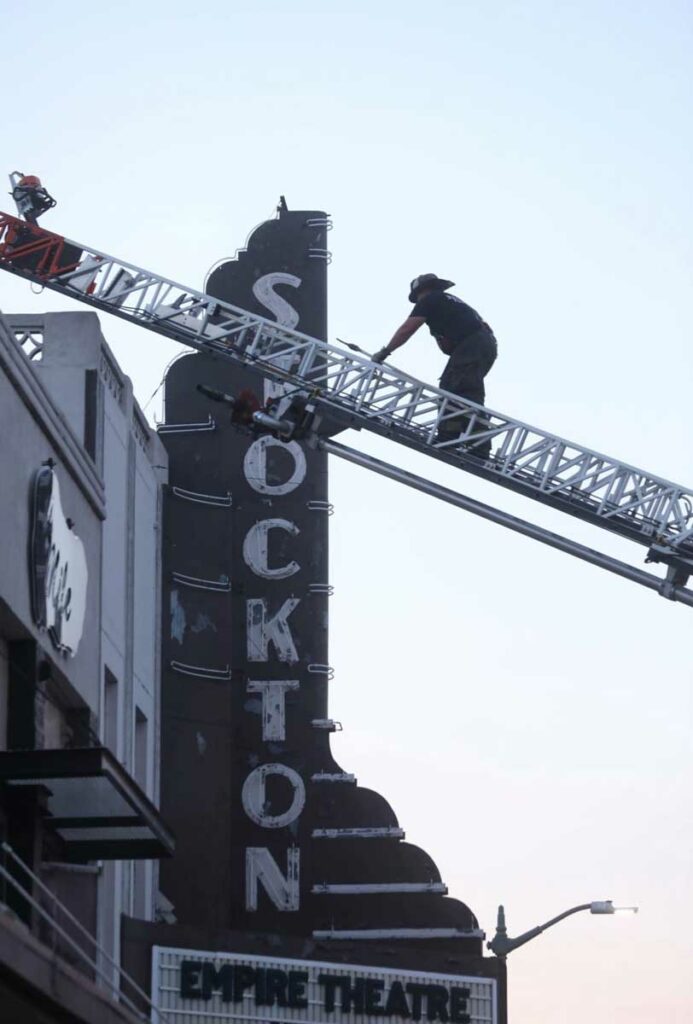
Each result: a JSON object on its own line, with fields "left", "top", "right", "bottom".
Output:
{"left": 241, "top": 763, "right": 306, "bottom": 829}
{"left": 244, "top": 436, "right": 307, "bottom": 496}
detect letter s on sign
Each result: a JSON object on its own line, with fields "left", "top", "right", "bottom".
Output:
{"left": 251, "top": 273, "right": 302, "bottom": 407}
{"left": 252, "top": 273, "right": 301, "bottom": 330}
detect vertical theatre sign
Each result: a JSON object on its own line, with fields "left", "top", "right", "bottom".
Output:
{"left": 159, "top": 203, "right": 334, "bottom": 931}
{"left": 158, "top": 200, "right": 485, "bottom": 949}
{"left": 207, "top": 206, "right": 332, "bottom": 925}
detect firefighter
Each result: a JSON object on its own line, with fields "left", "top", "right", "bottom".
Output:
{"left": 373, "top": 273, "right": 497, "bottom": 459}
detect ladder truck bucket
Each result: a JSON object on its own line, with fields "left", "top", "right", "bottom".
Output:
{"left": 3, "top": 176, "right": 81, "bottom": 277}
{"left": 9, "top": 172, "right": 57, "bottom": 225}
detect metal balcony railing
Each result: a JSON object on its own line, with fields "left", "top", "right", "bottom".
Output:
{"left": 0, "top": 841, "right": 167, "bottom": 1023}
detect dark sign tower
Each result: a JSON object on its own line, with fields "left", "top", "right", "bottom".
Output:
{"left": 145, "top": 203, "right": 504, "bottom": 1021}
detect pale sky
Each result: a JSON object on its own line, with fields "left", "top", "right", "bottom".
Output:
{"left": 3, "top": 2, "right": 692, "bottom": 1021}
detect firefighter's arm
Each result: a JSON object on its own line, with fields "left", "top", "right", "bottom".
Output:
{"left": 372, "top": 317, "right": 425, "bottom": 363}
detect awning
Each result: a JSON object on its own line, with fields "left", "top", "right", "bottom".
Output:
{"left": 0, "top": 747, "right": 175, "bottom": 861}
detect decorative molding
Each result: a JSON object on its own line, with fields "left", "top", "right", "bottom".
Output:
{"left": 171, "top": 572, "right": 231, "bottom": 592}
{"left": 12, "top": 324, "right": 44, "bottom": 361}
{"left": 312, "top": 927, "right": 485, "bottom": 940}
{"left": 99, "top": 350, "right": 124, "bottom": 404}
{"left": 312, "top": 828, "right": 405, "bottom": 840}
{"left": 171, "top": 486, "right": 232, "bottom": 507}
{"left": 170, "top": 660, "right": 231, "bottom": 681}
{"left": 312, "top": 882, "right": 448, "bottom": 895}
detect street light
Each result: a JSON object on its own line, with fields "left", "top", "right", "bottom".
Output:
{"left": 488, "top": 900, "right": 639, "bottom": 958}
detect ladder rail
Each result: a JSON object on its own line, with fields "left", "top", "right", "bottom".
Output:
{"left": 1, "top": 211, "right": 692, "bottom": 557}
{"left": 320, "top": 439, "right": 693, "bottom": 609}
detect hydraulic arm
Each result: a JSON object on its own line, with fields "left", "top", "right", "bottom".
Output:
{"left": 1, "top": 203, "right": 692, "bottom": 604}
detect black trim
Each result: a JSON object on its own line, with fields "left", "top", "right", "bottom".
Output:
{"left": 7, "top": 641, "right": 38, "bottom": 750}
{"left": 83, "top": 368, "right": 98, "bottom": 461}
{"left": 49, "top": 815, "right": 141, "bottom": 829}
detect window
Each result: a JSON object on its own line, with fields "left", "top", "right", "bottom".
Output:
{"left": 133, "top": 707, "right": 149, "bottom": 918}
{"left": 0, "top": 637, "right": 8, "bottom": 750}
{"left": 103, "top": 668, "right": 118, "bottom": 758}
{"left": 134, "top": 708, "right": 148, "bottom": 791}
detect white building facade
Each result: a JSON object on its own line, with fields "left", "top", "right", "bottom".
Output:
{"left": 0, "top": 309, "right": 172, "bottom": 1023}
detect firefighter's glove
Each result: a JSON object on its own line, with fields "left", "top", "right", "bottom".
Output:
{"left": 372, "top": 347, "right": 390, "bottom": 364}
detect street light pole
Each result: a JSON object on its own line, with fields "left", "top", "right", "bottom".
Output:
{"left": 488, "top": 901, "right": 638, "bottom": 959}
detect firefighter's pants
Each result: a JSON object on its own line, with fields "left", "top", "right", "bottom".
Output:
{"left": 438, "top": 328, "right": 498, "bottom": 455}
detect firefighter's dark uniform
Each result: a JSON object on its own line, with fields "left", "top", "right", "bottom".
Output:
{"left": 409, "top": 290, "right": 497, "bottom": 457}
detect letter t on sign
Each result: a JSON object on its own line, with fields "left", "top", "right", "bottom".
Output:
{"left": 247, "top": 680, "right": 299, "bottom": 741}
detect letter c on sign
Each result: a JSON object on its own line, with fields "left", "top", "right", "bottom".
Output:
{"left": 242, "top": 764, "right": 306, "bottom": 828}
{"left": 243, "top": 519, "right": 300, "bottom": 579}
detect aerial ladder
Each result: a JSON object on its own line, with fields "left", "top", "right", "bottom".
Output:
{"left": 1, "top": 175, "right": 692, "bottom": 609}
